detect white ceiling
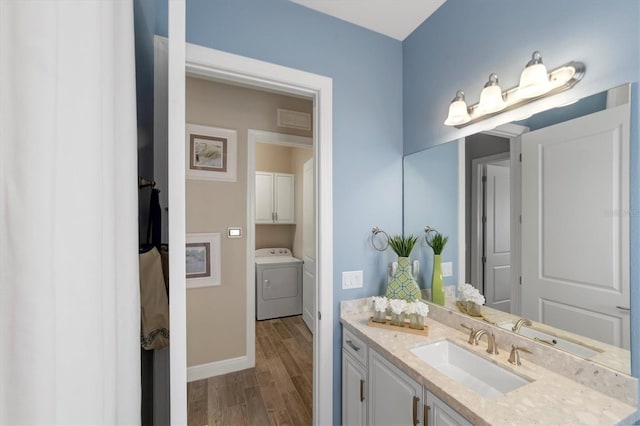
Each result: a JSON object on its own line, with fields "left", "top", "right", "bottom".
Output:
{"left": 289, "top": 0, "right": 446, "bottom": 41}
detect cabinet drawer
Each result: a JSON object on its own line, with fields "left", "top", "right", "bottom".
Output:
{"left": 343, "top": 328, "right": 367, "bottom": 366}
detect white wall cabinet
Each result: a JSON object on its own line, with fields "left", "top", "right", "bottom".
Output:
{"left": 255, "top": 172, "right": 295, "bottom": 224}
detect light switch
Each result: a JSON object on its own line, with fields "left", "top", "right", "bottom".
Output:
{"left": 442, "top": 262, "right": 453, "bottom": 277}
{"left": 227, "top": 227, "right": 242, "bottom": 238}
{"left": 342, "top": 270, "right": 364, "bottom": 289}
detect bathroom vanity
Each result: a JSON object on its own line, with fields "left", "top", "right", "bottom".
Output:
{"left": 340, "top": 298, "right": 638, "bottom": 425}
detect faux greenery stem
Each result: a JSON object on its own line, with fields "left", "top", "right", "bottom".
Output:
{"left": 426, "top": 232, "right": 448, "bottom": 255}
{"left": 388, "top": 234, "right": 418, "bottom": 257}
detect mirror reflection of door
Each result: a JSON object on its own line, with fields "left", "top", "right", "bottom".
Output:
{"left": 484, "top": 161, "right": 511, "bottom": 312}
{"left": 520, "top": 103, "right": 630, "bottom": 349}
{"left": 467, "top": 137, "right": 511, "bottom": 313}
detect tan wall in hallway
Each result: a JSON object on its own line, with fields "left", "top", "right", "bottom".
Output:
{"left": 186, "top": 77, "right": 312, "bottom": 367}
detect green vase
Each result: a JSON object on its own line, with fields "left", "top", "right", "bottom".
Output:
{"left": 385, "top": 257, "right": 421, "bottom": 302}
{"left": 432, "top": 254, "right": 445, "bottom": 305}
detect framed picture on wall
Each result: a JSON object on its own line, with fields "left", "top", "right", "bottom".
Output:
{"left": 186, "top": 232, "right": 221, "bottom": 288}
{"left": 186, "top": 124, "right": 237, "bottom": 182}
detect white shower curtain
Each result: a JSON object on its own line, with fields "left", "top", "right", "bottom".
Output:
{"left": 0, "top": 1, "right": 141, "bottom": 424}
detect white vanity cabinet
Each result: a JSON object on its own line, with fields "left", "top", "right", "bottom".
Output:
{"left": 368, "top": 349, "right": 422, "bottom": 426}
{"left": 255, "top": 172, "right": 295, "bottom": 224}
{"left": 425, "top": 390, "right": 473, "bottom": 426}
{"left": 342, "top": 329, "right": 367, "bottom": 426}
{"left": 341, "top": 327, "right": 473, "bottom": 426}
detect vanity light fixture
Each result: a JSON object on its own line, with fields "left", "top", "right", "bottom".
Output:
{"left": 444, "top": 51, "right": 586, "bottom": 128}
{"left": 514, "top": 51, "right": 552, "bottom": 99}
{"left": 476, "top": 73, "right": 506, "bottom": 115}
{"left": 444, "top": 90, "right": 471, "bottom": 126}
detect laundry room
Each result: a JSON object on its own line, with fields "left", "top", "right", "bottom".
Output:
{"left": 184, "top": 73, "right": 315, "bottom": 413}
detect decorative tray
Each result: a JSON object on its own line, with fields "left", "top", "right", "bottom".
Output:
{"left": 456, "top": 301, "right": 483, "bottom": 317}
{"left": 367, "top": 317, "right": 429, "bottom": 336}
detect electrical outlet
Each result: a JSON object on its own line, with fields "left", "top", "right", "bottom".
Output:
{"left": 442, "top": 262, "right": 453, "bottom": 277}
{"left": 342, "top": 270, "right": 364, "bottom": 289}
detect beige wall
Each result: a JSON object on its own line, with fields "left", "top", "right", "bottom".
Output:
{"left": 186, "top": 77, "right": 312, "bottom": 367}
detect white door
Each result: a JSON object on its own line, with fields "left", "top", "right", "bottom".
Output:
{"left": 484, "top": 162, "right": 511, "bottom": 312}
{"left": 521, "top": 103, "right": 630, "bottom": 348}
{"left": 302, "top": 159, "right": 316, "bottom": 332}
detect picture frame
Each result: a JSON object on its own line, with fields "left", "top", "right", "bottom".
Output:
{"left": 186, "top": 232, "right": 221, "bottom": 288}
{"left": 186, "top": 124, "right": 237, "bottom": 182}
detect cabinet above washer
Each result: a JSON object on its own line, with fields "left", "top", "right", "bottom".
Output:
{"left": 256, "top": 172, "right": 295, "bottom": 224}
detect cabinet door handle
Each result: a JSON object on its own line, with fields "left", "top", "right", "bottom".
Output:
{"left": 359, "top": 379, "right": 365, "bottom": 402}
{"left": 412, "top": 395, "right": 420, "bottom": 426}
{"left": 345, "top": 339, "right": 360, "bottom": 352}
{"left": 424, "top": 404, "right": 430, "bottom": 426}
{"left": 271, "top": 212, "right": 275, "bottom": 222}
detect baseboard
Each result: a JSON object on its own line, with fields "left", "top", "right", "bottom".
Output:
{"left": 187, "top": 355, "right": 251, "bottom": 382}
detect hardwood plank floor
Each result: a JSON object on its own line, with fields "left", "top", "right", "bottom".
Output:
{"left": 187, "top": 316, "right": 313, "bottom": 425}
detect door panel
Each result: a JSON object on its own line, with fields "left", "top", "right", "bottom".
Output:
{"left": 521, "top": 104, "right": 630, "bottom": 348}
{"left": 484, "top": 163, "right": 511, "bottom": 312}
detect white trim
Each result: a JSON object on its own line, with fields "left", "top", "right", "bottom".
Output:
{"left": 183, "top": 43, "right": 334, "bottom": 426}
{"left": 167, "top": 2, "right": 187, "bottom": 424}
{"left": 457, "top": 139, "right": 466, "bottom": 287}
{"left": 186, "top": 356, "right": 252, "bottom": 382}
{"left": 250, "top": 129, "right": 313, "bottom": 149}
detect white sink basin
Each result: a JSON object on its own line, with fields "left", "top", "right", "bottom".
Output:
{"left": 411, "top": 340, "right": 530, "bottom": 399}
{"left": 498, "top": 322, "right": 600, "bottom": 358}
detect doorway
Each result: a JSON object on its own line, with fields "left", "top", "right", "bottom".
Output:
{"left": 470, "top": 153, "right": 511, "bottom": 312}
{"left": 167, "top": 41, "right": 334, "bottom": 424}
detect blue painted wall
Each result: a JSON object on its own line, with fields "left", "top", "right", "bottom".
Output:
{"left": 173, "top": 1, "right": 404, "bottom": 422}
{"left": 403, "top": 142, "right": 459, "bottom": 292}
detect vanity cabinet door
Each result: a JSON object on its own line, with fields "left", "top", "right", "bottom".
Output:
{"left": 425, "top": 390, "right": 472, "bottom": 426}
{"left": 368, "top": 349, "right": 422, "bottom": 426}
{"left": 342, "top": 351, "right": 367, "bottom": 426}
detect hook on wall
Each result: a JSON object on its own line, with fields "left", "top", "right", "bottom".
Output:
{"left": 371, "top": 226, "right": 389, "bottom": 251}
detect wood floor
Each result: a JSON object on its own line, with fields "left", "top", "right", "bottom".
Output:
{"left": 187, "top": 316, "right": 313, "bottom": 425}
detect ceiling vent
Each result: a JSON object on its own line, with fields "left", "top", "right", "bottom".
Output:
{"left": 277, "top": 108, "right": 311, "bottom": 131}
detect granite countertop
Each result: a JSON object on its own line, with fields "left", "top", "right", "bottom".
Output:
{"left": 341, "top": 305, "right": 638, "bottom": 425}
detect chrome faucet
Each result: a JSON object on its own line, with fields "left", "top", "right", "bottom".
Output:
{"left": 470, "top": 329, "right": 499, "bottom": 355}
{"left": 512, "top": 318, "right": 532, "bottom": 333}
{"left": 509, "top": 345, "right": 533, "bottom": 366}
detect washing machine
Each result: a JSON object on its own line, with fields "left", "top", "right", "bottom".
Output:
{"left": 255, "top": 248, "right": 303, "bottom": 320}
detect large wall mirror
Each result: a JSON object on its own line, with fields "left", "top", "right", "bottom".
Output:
{"left": 404, "top": 83, "right": 634, "bottom": 375}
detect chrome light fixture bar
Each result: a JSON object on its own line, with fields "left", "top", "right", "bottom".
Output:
{"left": 444, "top": 51, "right": 586, "bottom": 129}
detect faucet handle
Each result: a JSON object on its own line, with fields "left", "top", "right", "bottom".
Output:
{"left": 460, "top": 323, "right": 476, "bottom": 344}
{"left": 509, "top": 345, "right": 532, "bottom": 366}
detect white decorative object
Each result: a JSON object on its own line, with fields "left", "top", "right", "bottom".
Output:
{"left": 406, "top": 301, "right": 429, "bottom": 329}
{"left": 457, "top": 283, "right": 486, "bottom": 305}
{"left": 186, "top": 233, "right": 221, "bottom": 288}
{"left": 186, "top": 123, "right": 237, "bottom": 182}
